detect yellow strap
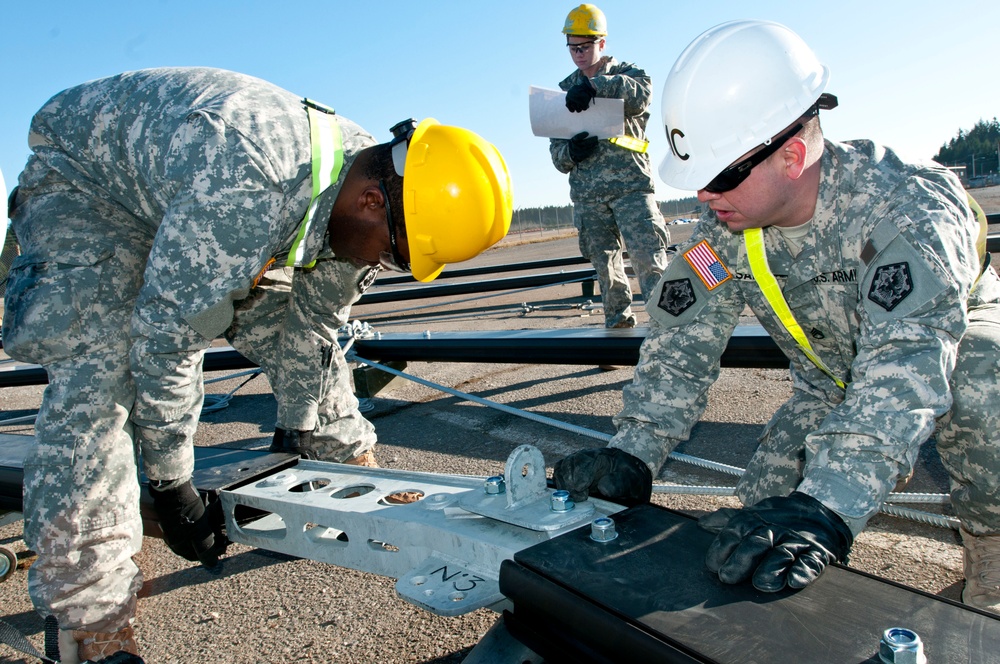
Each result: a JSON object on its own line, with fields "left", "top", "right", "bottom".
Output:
{"left": 608, "top": 135, "right": 649, "bottom": 153}
{"left": 967, "top": 192, "right": 988, "bottom": 265}
{"left": 744, "top": 227, "right": 847, "bottom": 390}
{"left": 286, "top": 102, "right": 344, "bottom": 268}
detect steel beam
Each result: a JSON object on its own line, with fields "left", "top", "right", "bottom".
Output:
{"left": 500, "top": 503, "right": 1000, "bottom": 663}
{"left": 0, "top": 327, "right": 788, "bottom": 389}
{"left": 352, "top": 326, "right": 787, "bottom": 369}
{"left": 375, "top": 256, "right": 591, "bottom": 286}
{"left": 358, "top": 269, "right": 598, "bottom": 305}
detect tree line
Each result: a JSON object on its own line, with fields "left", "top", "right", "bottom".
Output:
{"left": 512, "top": 196, "right": 701, "bottom": 232}
{"left": 934, "top": 117, "right": 1000, "bottom": 180}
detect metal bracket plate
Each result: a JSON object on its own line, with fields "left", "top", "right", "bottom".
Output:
{"left": 221, "top": 445, "right": 619, "bottom": 616}
{"left": 458, "top": 445, "right": 594, "bottom": 531}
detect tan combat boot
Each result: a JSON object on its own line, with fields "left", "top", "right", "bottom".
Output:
{"left": 961, "top": 528, "right": 1000, "bottom": 615}
{"left": 344, "top": 449, "right": 378, "bottom": 468}
{"left": 58, "top": 625, "right": 139, "bottom": 663}
{"left": 344, "top": 449, "right": 421, "bottom": 504}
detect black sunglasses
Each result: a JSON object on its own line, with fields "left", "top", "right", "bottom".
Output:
{"left": 703, "top": 123, "right": 804, "bottom": 194}
{"left": 566, "top": 39, "right": 600, "bottom": 54}
{"left": 378, "top": 179, "right": 410, "bottom": 273}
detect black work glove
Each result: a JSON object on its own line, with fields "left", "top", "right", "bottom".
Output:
{"left": 149, "top": 479, "right": 227, "bottom": 570}
{"left": 85, "top": 653, "right": 146, "bottom": 663}
{"left": 269, "top": 427, "right": 317, "bottom": 459}
{"left": 565, "top": 79, "right": 597, "bottom": 112}
{"left": 553, "top": 447, "right": 652, "bottom": 506}
{"left": 568, "top": 132, "right": 600, "bottom": 163}
{"left": 704, "top": 492, "right": 853, "bottom": 592}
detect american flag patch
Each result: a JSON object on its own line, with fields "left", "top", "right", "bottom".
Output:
{"left": 683, "top": 240, "right": 731, "bottom": 290}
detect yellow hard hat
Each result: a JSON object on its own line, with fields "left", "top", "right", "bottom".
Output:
{"left": 402, "top": 119, "right": 513, "bottom": 282}
{"left": 562, "top": 4, "right": 607, "bottom": 36}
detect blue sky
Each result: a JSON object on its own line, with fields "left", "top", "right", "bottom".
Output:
{"left": 1, "top": 0, "right": 997, "bottom": 211}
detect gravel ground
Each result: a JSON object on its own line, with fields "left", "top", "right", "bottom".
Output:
{"left": 2, "top": 189, "right": 999, "bottom": 662}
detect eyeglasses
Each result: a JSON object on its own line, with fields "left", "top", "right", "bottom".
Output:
{"left": 566, "top": 40, "right": 599, "bottom": 55}
{"left": 378, "top": 179, "right": 410, "bottom": 273}
{"left": 702, "top": 123, "right": 803, "bottom": 193}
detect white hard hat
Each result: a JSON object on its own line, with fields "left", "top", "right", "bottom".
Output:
{"left": 658, "top": 20, "right": 830, "bottom": 191}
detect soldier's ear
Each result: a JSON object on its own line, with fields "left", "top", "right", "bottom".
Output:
{"left": 359, "top": 184, "right": 385, "bottom": 212}
{"left": 782, "top": 138, "right": 809, "bottom": 181}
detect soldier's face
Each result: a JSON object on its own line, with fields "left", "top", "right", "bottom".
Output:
{"left": 696, "top": 155, "right": 786, "bottom": 232}
{"left": 567, "top": 36, "right": 604, "bottom": 72}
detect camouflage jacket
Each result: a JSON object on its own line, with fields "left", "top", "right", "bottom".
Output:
{"left": 610, "top": 139, "right": 1000, "bottom": 532}
{"left": 548, "top": 57, "right": 657, "bottom": 202}
{"left": 24, "top": 67, "right": 377, "bottom": 471}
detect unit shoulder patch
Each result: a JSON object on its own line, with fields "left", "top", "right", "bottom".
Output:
{"left": 657, "top": 278, "right": 697, "bottom": 317}
{"left": 867, "top": 262, "right": 912, "bottom": 311}
{"left": 683, "top": 240, "right": 732, "bottom": 290}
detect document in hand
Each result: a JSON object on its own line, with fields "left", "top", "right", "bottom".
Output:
{"left": 528, "top": 85, "right": 624, "bottom": 140}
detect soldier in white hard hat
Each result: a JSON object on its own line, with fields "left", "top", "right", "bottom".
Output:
{"left": 554, "top": 20, "right": 1000, "bottom": 613}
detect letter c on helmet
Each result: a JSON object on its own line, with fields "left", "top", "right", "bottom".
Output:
{"left": 667, "top": 127, "right": 689, "bottom": 161}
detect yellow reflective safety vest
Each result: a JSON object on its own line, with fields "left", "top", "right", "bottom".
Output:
{"left": 286, "top": 100, "right": 345, "bottom": 268}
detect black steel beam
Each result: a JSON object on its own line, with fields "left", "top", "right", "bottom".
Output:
{"left": 375, "top": 255, "right": 590, "bottom": 286}
{"left": 502, "top": 504, "right": 1000, "bottom": 663}
{"left": 358, "top": 269, "right": 597, "bottom": 305}
{"left": 352, "top": 326, "right": 786, "bottom": 368}
{"left": 0, "top": 327, "right": 789, "bottom": 389}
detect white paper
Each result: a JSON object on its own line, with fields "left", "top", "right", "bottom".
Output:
{"left": 528, "top": 85, "right": 624, "bottom": 140}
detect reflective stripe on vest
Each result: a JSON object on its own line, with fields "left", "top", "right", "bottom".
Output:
{"left": 608, "top": 135, "right": 649, "bottom": 153}
{"left": 744, "top": 227, "right": 848, "bottom": 390}
{"left": 286, "top": 102, "right": 344, "bottom": 268}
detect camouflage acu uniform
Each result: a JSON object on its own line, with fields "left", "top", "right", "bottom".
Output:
{"left": 611, "top": 139, "right": 1000, "bottom": 538}
{"left": 2, "top": 67, "right": 379, "bottom": 631}
{"left": 550, "top": 57, "right": 670, "bottom": 327}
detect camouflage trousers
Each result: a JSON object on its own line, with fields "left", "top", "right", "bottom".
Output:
{"left": 736, "top": 299, "right": 1000, "bottom": 536}
{"left": 3, "top": 183, "right": 150, "bottom": 632}
{"left": 573, "top": 191, "right": 669, "bottom": 327}
{"left": 3, "top": 177, "right": 376, "bottom": 630}
{"left": 225, "top": 261, "right": 377, "bottom": 461}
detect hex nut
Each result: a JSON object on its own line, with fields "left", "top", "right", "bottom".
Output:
{"left": 550, "top": 490, "right": 574, "bottom": 512}
{"left": 878, "top": 627, "right": 926, "bottom": 664}
{"left": 484, "top": 475, "right": 506, "bottom": 495}
{"left": 590, "top": 516, "right": 618, "bottom": 542}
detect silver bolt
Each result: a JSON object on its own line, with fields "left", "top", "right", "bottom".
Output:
{"left": 590, "top": 516, "right": 618, "bottom": 542}
{"left": 878, "top": 627, "right": 926, "bottom": 664}
{"left": 484, "top": 475, "right": 506, "bottom": 495}
{"left": 550, "top": 490, "right": 574, "bottom": 512}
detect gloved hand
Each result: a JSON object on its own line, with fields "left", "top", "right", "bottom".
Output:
{"left": 568, "top": 132, "right": 600, "bottom": 163}
{"left": 565, "top": 79, "right": 597, "bottom": 112}
{"left": 696, "top": 507, "right": 742, "bottom": 534}
{"left": 149, "top": 479, "right": 227, "bottom": 570}
{"left": 553, "top": 447, "right": 652, "bottom": 506}
{"left": 704, "top": 492, "right": 854, "bottom": 592}
{"left": 269, "top": 427, "right": 316, "bottom": 459}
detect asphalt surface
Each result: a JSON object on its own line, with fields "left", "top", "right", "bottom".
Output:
{"left": 0, "top": 221, "right": 991, "bottom": 663}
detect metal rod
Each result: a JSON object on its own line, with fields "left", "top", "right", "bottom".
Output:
{"left": 350, "top": 355, "right": 956, "bottom": 530}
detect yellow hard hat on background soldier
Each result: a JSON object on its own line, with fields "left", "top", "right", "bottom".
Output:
{"left": 562, "top": 3, "right": 607, "bottom": 36}
{"left": 397, "top": 119, "right": 513, "bottom": 282}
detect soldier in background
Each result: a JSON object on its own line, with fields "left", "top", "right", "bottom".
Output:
{"left": 3, "top": 67, "right": 512, "bottom": 662}
{"left": 550, "top": 4, "right": 670, "bottom": 332}
{"left": 554, "top": 20, "right": 1000, "bottom": 614}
